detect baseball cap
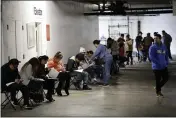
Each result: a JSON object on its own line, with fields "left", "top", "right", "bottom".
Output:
{"left": 8, "top": 59, "right": 21, "bottom": 65}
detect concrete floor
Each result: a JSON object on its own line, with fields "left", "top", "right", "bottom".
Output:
{"left": 1, "top": 60, "right": 176, "bottom": 117}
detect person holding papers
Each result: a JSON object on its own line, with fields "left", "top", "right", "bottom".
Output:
{"left": 91, "top": 40, "right": 113, "bottom": 86}
{"left": 47, "top": 52, "right": 70, "bottom": 96}
{"left": 1, "top": 59, "right": 32, "bottom": 109}
{"left": 66, "top": 53, "right": 92, "bottom": 90}
{"left": 37, "top": 55, "right": 55, "bottom": 102}
{"left": 20, "top": 57, "right": 44, "bottom": 103}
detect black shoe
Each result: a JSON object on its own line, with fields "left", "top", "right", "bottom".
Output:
{"left": 83, "top": 85, "right": 92, "bottom": 90}
{"left": 157, "top": 92, "right": 164, "bottom": 97}
{"left": 57, "top": 92, "right": 62, "bottom": 96}
{"left": 23, "top": 105, "right": 33, "bottom": 110}
{"left": 65, "top": 89, "right": 69, "bottom": 96}
{"left": 103, "top": 84, "right": 109, "bottom": 87}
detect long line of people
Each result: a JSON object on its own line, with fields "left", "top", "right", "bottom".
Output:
{"left": 1, "top": 30, "right": 173, "bottom": 110}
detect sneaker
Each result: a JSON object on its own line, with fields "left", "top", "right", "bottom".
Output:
{"left": 23, "top": 105, "right": 33, "bottom": 110}
{"left": 157, "top": 92, "right": 164, "bottom": 97}
{"left": 65, "top": 89, "right": 69, "bottom": 96}
{"left": 83, "top": 85, "right": 92, "bottom": 90}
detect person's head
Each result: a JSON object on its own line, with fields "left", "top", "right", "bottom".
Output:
{"left": 86, "top": 50, "right": 94, "bottom": 57}
{"left": 138, "top": 31, "right": 143, "bottom": 36}
{"left": 75, "top": 53, "right": 85, "bottom": 63}
{"left": 126, "top": 34, "right": 130, "bottom": 39}
{"left": 154, "top": 32, "right": 158, "bottom": 37}
{"left": 8, "top": 59, "right": 21, "bottom": 70}
{"left": 162, "top": 30, "right": 166, "bottom": 36}
{"left": 79, "top": 47, "right": 86, "bottom": 54}
{"left": 121, "top": 34, "right": 124, "bottom": 38}
{"left": 93, "top": 40, "right": 100, "bottom": 48}
{"left": 107, "top": 37, "right": 113, "bottom": 48}
{"left": 53, "top": 51, "right": 63, "bottom": 63}
{"left": 154, "top": 34, "right": 162, "bottom": 44}
{"left": 38, "top": 55, "right": 49, "bottom": 65}
{"left": 147, "top": 33, "right": 150, "bottom": 37}
{"left": 21, "top": 57, "right": 40, "bottom": 76}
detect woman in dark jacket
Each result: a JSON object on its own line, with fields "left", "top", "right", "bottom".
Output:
{"left": 37, "top": 55, "right": 55, "bottom": 102}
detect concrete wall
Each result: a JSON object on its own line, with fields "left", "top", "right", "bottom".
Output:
{"left": 1, "top": 1, "right": 99, "bottom": 67}
{"left": 46, "top": 1, "right": 99, "bottom": 63}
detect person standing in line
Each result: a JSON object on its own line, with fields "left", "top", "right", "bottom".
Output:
{"left": 125, "top": 34, "right": 133, "bottom": 65}
{"left": 143, "top": 33, "right": 154, "bottom": 62}
{"left": 91, "top": 40, "right": 113, "bottom": 86}
{"left": 149, "top": 34, "right": 169, "bottom": 97}
{"left": 135, "top": 31, "right": 143, "bottom": 61}
{"left": 107, "top": 37, "right": 119, "bottom": 74}
{"left": 162, "top": 30, "right": 173, "bottom": 60}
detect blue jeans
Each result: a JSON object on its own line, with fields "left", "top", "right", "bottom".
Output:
{"left": 103, "top": 57, "right": 113, "bottom": 84}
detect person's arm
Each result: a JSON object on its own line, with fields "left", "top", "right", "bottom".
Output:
{"left": 25, "top": 64, "right": 35, "bottom": 80}
{"left": 47, "top": 60, "right": 54, "bottom": 69}
{"left": 91, "top": 45, "right": 102, "bottom": 60}
{"left": 149, "top": 46, "right": 159, "bottom": 65}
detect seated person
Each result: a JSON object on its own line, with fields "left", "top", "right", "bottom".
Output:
{"left": 86, "top": 51, "right": 103, "bottom": 80}
{"left": 47, "top": 52, "right": 70, "bottom": 96}
{"left": 20, "top": 57, "right": 44, "bottom": 103}
{"left": 36, "top": 55, "right": 55, "bottom": 102}
{"left": 66, "top": 53, "right": 92, "bottom": 90}
{"left": 1, "top": 59, "right": 32, "bottom": 109}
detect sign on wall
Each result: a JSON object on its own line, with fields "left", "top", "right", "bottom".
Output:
{"left": 34, "top": 7, "right": 42, "bottom": 16}
{"left": 46, "top": 24, "right": 50, "bottom": 41}
{"left": 173, "top": 0, "right": 176, "bottom": 16}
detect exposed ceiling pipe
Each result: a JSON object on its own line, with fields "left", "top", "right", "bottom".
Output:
{"left": 92, "top": 6, "right": 172, "bottom": 11}
{"left": 84, "top": 10, "right": 173, "bottom": 16}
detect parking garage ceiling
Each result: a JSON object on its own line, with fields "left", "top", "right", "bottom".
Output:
{"left": 72, "top": 0, "right": 173, "bottom": 15}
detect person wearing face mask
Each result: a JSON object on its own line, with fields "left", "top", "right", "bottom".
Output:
{"left": 91, "top": 40, "right": 113, "bottom": 86}
{"left": 149, "top": 33, "right": 169, "bottom": 97}
{"left": 1, "top": 59, "right": 32, "bottom": 109}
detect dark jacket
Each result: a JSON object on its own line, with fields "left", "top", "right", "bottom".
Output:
{"left": 1, "top": 63, "right": 21, "bottom": 90}
{"left": 66, "top": 56, "right": 79, "bottom": 72}
{"left": 135, "top": 36, "right": 143, "bottom": 48}
{"left": 36, "top": 64, "right": 49, "bottom": 79}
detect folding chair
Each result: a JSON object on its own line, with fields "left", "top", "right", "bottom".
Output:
{"left": 70, "top": 74, "right": 78, "bottom": 88}
{"left": 1, "top": 90, "right": 18, "bottom": 110}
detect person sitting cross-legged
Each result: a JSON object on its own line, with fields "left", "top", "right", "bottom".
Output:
{"left": 1, "top": 59, "right": 32, "bottom": 109}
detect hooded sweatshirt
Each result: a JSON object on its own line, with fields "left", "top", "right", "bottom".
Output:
{"left": 149, "top": 43, "right": 169, "bottom": 70}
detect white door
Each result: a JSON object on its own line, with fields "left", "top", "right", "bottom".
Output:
{"left": 2, "top": 19, "right": 16, "bottom": 63}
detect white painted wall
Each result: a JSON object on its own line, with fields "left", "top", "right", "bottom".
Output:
{"left": 45, "top": 1, "right": 99, "bottom": 63}
{"left": 99, "top": 14, "right": 176, "bottom": 54}
{"left": 1, "top": 1, "right": 99, "bottom": 67}
{"left": 140, "top": 14, "right": 176, "bottom": 54}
